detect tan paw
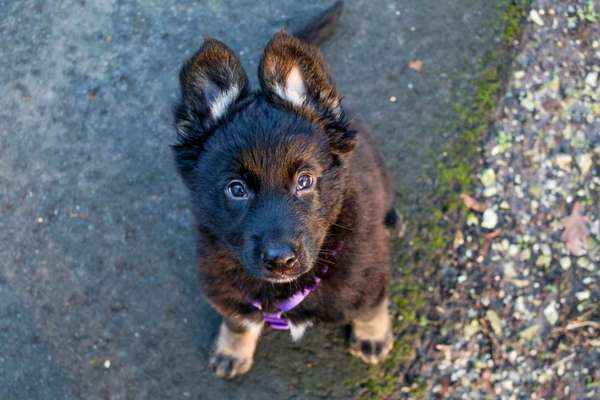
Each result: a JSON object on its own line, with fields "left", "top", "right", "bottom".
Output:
{"left": 209, "top": 352, "right": 253, "bottom": 379}
{"left": 349, "top": 332, "right": 393, "bottom": 365}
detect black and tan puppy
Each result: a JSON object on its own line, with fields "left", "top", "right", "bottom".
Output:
{"left": 173, "top": 3, "right": 396, "bottom": 379}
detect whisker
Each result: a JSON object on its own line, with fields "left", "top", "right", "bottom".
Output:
{"left": 316, "top": 257, "right": 336, "bottom": 265}
{"left": 330, "top": 222, "right": 354, "bottom": 231}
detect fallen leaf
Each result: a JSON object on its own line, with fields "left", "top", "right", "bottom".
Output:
{"left": 561, "top": 202, "right": 589, "bottom": 256}
{"left": 408, "top": 59, "right": 424, "bottom": 72}
{"left": 481, "top": 369, "right": 494, "bottom": 395}
{"left": 479, "top": 228, "right": 502, "bottom": 259}
{"left": 460, "top": 193, "right": 486, "bottom": 212}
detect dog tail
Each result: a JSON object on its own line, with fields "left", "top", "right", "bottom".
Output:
{"left": 290, "top": 1, "right": 344, "bottom": 46}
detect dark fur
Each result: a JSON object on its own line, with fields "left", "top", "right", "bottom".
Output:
{"left": 173, "top": 5, "right": 393, "bottom": 334}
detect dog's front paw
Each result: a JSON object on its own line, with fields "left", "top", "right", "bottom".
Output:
{"left": 349, "top": 333, "right": 393, "bottom": 365}
{"left": 209, "top": 352, "right": 252, "bottom": 379}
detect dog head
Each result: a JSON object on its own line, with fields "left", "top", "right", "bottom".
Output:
{"left": 173, "top": 33, "right": 355, "bottom": 283}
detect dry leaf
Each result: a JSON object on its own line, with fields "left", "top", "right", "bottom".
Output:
{"left": 460, "top": 193, "right": 486, "bottom": 212}
{"left": 408, "top": 59, "right": 424, "bottom": 72}
{"left": 481, "top": 369, "right": 494, "bottom": 396}
{"left": 561, "top": 202, "right": 589, "bottom": 256}
{"left": 479, "top": 228, "right": 502, "bottom": 259}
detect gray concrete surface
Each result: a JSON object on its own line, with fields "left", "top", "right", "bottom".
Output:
{"left": 0, "top": 1, "right": 507, "bottom": 399}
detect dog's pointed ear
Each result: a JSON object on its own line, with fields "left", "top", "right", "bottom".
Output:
{"left": 258, "top": 32, "right": 355, "bottom": 153}
{"left": 175, "top": 38, "right": 249, "bottom": 140}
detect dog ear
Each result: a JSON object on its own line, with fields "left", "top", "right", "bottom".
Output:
{"left": 175, "top": 38, "right": 249, "bottom": 140}
{"left": 258, "top": 32, "right": 355, "bottom": 153}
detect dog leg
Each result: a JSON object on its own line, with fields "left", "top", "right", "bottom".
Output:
{"left": 209, "top": 318, "right": 263, "bottom": 379}
{"left": 349, "top": 298, "right": 393, "bottom": 364}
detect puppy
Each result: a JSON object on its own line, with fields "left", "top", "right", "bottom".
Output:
{"left": 173, "top": 3, "right": 396, "bottom": 379}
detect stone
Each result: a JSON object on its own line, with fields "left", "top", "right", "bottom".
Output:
{"left": 576, "top": 290, "right": 590, "bottom": 301}
{"left": 585, "top": 72, "right": 598, "bottom": 88}
{"left": 555, "top": 154, "right": 573, "bottom": 171}
{"left": 482, "top": 209, "right": 499, "bottom": 229}
{"left": 480, "top": 168, "right": 496, "bottom": 187}
{"left": 519, "top": 324, "right": 540, "bottom": 341}
{"left": 529, "top": 9, "right": 545, "bottom": 26}
{"left": 560, "top": 257, "right": 572, "bottom": 270}
{"left": 543, "top": 302, "right": 559, "bottom": 325}
{"left": 486, "top": 310, "right": 503, "bottom": 336}
{"left": 577, "top": 153, "right": 592, "bottom": 176}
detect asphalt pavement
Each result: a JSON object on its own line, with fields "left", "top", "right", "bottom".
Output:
{"left": 0, "top": 1, "right": 507, "bottom": 398}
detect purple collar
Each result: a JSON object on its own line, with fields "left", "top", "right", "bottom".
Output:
{"left": 246, "top": 241, "right": 341, "bottom": 330}
{"left": 248, "top": 275, "right": 322, "bottom": 330}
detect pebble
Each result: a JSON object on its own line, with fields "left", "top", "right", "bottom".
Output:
{"left": 480, "top": 168, "right": 496, "bottom": 187}
{"left": 467, "top": 213, "right": 479, "bottom": 226}
{"left": 585, "top": 72, "right": 598, "bottom": 88}
{"left": 504, "top": 262, "right": 517, "bottom": 278}
{"left": 104, "top": 360, "right": 111, "bottom": 369}
{"left": 484, "top": 186, "right": 498, "bottom": 197}
{"left": 575, "top": 290, "right": 590, "bottom": 301}
{"left": 464, "top": 319, "right": 480, "bottom": 339}
{"left": 543, "top": 302, "right": 559, "bottom": 325}
{"left": 554, "top": 154, "right": 572, "bottom": 170}
{"left": 535, "top": 254, "right": 552, "bottom": 269}
{"left": 481, "top": 209, "right": 499, "bottom": 229}
{"left": 559, "top": 257, "right": 571, "bottom": 270}
{"left": 486, "top": 310, "right": 503, "bottom": 336}
{"left": 519, "top": 324, "right": 540, "bottom": 341}
{"left": 576, "top": 153, "right": 592, "bottom": 176}
{"left": 530, "top": 9, "right": 545, "bottom": 26}
{"left": 576, "top": 257, "right": 593, "bottom": 271}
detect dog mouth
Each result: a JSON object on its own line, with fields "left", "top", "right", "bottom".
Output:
{"left": 260, "top": 261, "right": 312, "bottom": 283}
{"left": 262, "top": 274, "right": 303, "bottom": 284}
{"left": 258, "top": 250, "right": 315, "bottom": 283}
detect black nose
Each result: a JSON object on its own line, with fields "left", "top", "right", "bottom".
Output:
{"left": 261, "top": 243, "right": 297, "bottom": 270}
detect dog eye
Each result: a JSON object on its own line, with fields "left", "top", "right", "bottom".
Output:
{"left": 226, "top": 180, "right": 248, "bottom": 199}
{"left": 296, "top": 173, "right": 314, "bottom": 192}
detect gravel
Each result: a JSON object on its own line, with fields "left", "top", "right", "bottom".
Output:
{"left": 420, "top": 0, "right": 599, "bottom": 398}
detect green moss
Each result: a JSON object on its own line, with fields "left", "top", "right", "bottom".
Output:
{"left": 502, "top": 0, "right": 531, "bottom": 44}
{"left": 354, "top": 1, "right": 531, "bottom": 398}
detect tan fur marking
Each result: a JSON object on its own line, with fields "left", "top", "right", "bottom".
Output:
{"left": 349, "top": 298, "right": 393, "bottom": 364}
{"left": 352, "top": 298, "right": 391, "bottom": 340}
{"left": 210, "top": 319, "right": 262, "bottom": 378}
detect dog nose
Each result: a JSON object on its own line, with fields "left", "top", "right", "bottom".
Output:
{"left": 261, "top": 244, "right": 297, "bottom": 270}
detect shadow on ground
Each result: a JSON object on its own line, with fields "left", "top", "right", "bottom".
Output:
{"left": 1, "top": 1, "right": 508, "bottom": 398}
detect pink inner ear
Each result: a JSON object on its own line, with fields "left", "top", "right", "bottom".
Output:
{"left": 286, "top": 67, "right": 306, "bottom": 96}
{"left": 275, "top": 66, "right": 306, "bottom": 107}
